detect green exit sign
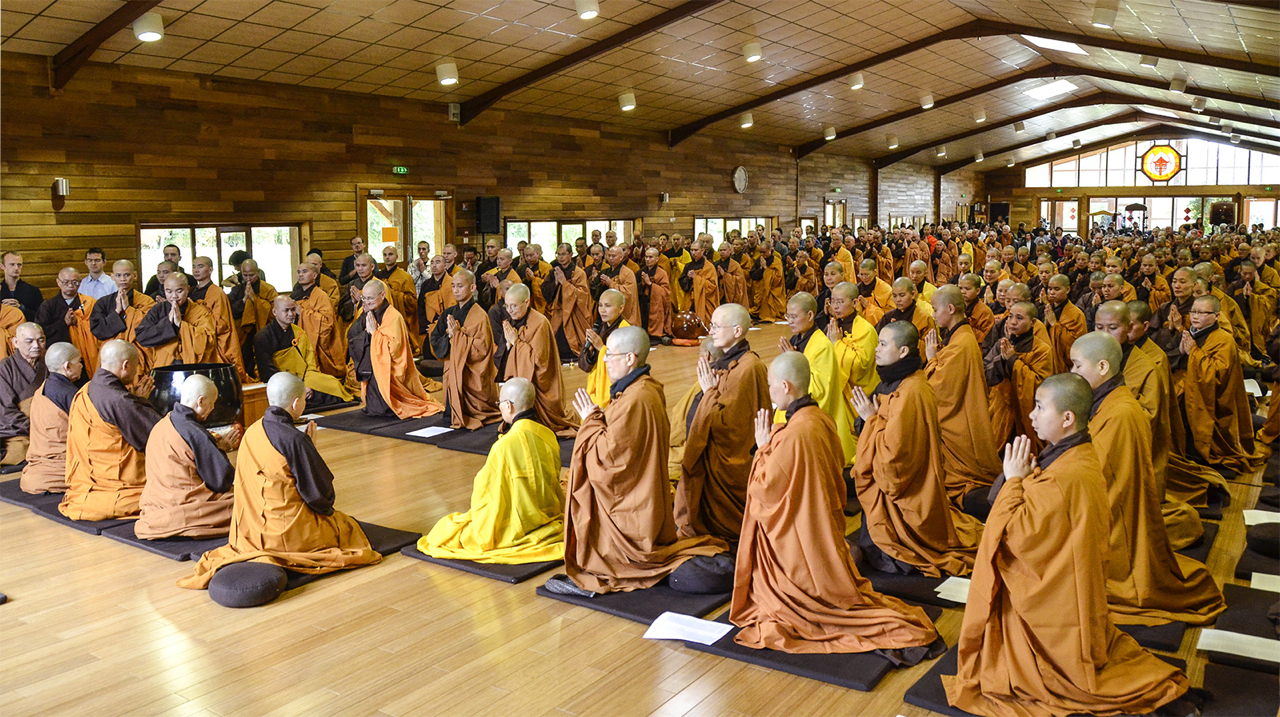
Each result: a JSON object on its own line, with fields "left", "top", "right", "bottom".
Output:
{"left": 392, "top": 166, "right": 409, "bottom": 175}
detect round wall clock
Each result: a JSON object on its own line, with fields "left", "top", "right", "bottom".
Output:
{"left": 732, "top": 166, "right": 748, "bottom": 193}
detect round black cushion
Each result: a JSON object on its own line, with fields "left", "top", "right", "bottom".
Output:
{"left": 669, "top": 553, "right": 735, "bottom": 595}
{"left": 208, "top": 562, "right": 288, "bottom": 608}
{"left": 1246, "top": 523, "right": 1280, "bottom": 560}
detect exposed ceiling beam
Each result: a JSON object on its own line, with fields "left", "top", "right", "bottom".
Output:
{"left": 51, "top": 0, "right": 163, "bottom": 89}
{"left": 1151, "top": 117, "right": 1280, "bottom": 146}
{"left": 934, "top": 111, "right": 1147, "bottom": 174}
{"left": 1024, "top": 124, "right": 1280, "bottom": 168}
{"left": 667, "top": 18, "right": 1278, "bottom": 147}
{"left": 1076, "top": 66, "right": 1277, "bottom": 111}
{"left": 1133, "top": 95, "right": 1280, "bottom": 132}
{"left": 459, "top": 0, "right": 726, "bottom": 126}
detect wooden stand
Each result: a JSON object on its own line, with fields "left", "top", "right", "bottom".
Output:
{"left": 241, "top": 382, "right": 267, "bottom": 427}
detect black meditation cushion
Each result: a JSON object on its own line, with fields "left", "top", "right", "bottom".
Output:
{"left": 208, "top": 562, "right": 288, "bottom": 608}
{"left": 668, "top": 553, "right": 735, "bottom": 595}
{"left": 1246, "top": 523, "right": 1279, "bottom": 559}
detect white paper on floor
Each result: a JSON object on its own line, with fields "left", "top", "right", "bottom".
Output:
{"left": 1243, "top": 509, "right": 1280, "bottom": 526}
{"left": 406, "top": 426, "right": 453, "bottom": 439}
{"left": 643, "top": 611, "right": 734, "bottom": 645}
{"left": 1244, "top": 378, "right": 1263, "bottom": 397}
{"left": 935, "top": 576, "right": 971, "bottom": 603}
{"left": 1251, "top": 572, "right": 1280, "bottom": 593}
{"left": 1196, "top": 628, "right": 1280, "bottom": 663}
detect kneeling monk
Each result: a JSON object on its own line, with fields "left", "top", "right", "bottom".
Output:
{"left": 562, "top": 327, "right": 728, "bottom": 593}
{"left": 20, "top": 342, "right": 81, "bottom": 493}
{"left": 347, "top": 279, "right": 443, "bottom": 419}
{"left": 254, "top": 296, "right": 353, "bottom": 413}
{"left": 178, "top": 372, "right": 381, "bottom": 588}
{"left": 430, "top": 269, "right": 500, "bottom": 430}
{"left": 500, "top": 283, "right": 577, "bottom": 435}
{"left": 419, "top": 378, "right": 564, "bottom": 563}
{"left": 731, "top": 351, "right": 943, "bottom": 659}
{"left": 944, "top": 375, "right": 1192, "bottom": 717}
{"left": 59, "top": 340, "right": 161, "bottom": 521}
{"left": 136, "top": 375, "right": 238, "bottom": 539}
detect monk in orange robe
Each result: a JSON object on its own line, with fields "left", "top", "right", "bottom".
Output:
{"left": 639, "top": 247, "right": 672, "bottom": 340}
{"left": 135, "top": 274, "right": 218, "bottom": 367}
{"left": 289, "top": 260, "right": 347, "bottom": 379}
{"left": 479, "top": 248, "right": 520, "bottom": 310}
{"left": 228, "top": 258, "right": 278, "bottom": 376}
{"left": 731, "top": 351, "right": 943, "bottom": 658}
{"left": 984, "top": 301, "right": 1053, "bottom": 453}
{"left": 20, "top": 341, "right": 80, "bottom": 493}
{"left": 347, "top": 279, "right": 443, "bottom": 419}
{"left": 945, "top": 376, "right": 1192, "bottom": 717}
{"left": 875, "top": 278, "right": 934, "bottom": 355}
{"left": 178, "top": 372, "right": 380, "bottom": 590}
{"left": 556, "top": 327, "right": 728, "bottom": 594}
{"left": 1231, "top": 260, "right": 1278, "bottom": 361}
{"left": 678, "top": 240, "right": 719, "bottom": 329}
{"left": 34, "top": 267, "right": 99, "bottom": 374}
{"left": 790, "top": 250, "right": 819, "bottom": 297}
{"left": 1069, "top": 333, "right": 1225, "bottom": 626}
{"left": 500, "top": 283, "right": 576, "bottom": 435}
{"left": 189, "top": 256, "right": 248, "bottom": 381}
{"left": 378, "top": 246, "right": 421, "bottom": 354}
{"left": 430, "top": 269, "right": 500, "bottom": 430}
{"left": 0, "top": 303, "right": 23, "bottom": 361}
{"left": 749, "top": 242, "right": 786, "bottom": 322}
{"left": 576, "top": 289, "right": 629, "bottom": 408}
{"left": 957, "top": 273, "right": 995, "bottom": 345}
{"left": 542, "top": 244, "right": 592, "bottom": 361}
{"left": 716, "top": 242, "right": 749, "bottom": 307}
{"left": 416, "top": 254, "right": 458, "bottom": 361}
{"left": 850, "top": 321, "right": 983, "bottom": 577}
{"left": 0, "top": 323, "right": 45, "bottom": 466}
{"left": 674, "top": 303, "right": 770, "bottom": 541}
{"left": 59, "top": 340, "right": 161, "bottom": 521}
{"left": 516, "top": 245, "right": 553, "bottom": 315}
{"left": 925, "top": 286, "right": 1002, "bottom": 507}
{"left": 1040, "top": 274, "right": 1087, "bottom": 372}
{"left": 1136, "top": 253, "right": 1172, "bottom": 311}
{"left": 136, "top": 374, "right": 239, "bottom": 539}
{"left": 89, "top": 260, "right": 155, "bottom": 373}
{"left": 855, "top": 259, "right": 893, "bottom": 313}
{"left": 600, "top": 245, "right": 642, "bottom": 328}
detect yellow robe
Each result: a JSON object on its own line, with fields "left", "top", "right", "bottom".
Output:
{"left": 585, "top": 319, "right": 629, "bottom": 408}
{"left": 274, "top": 329, "right": 353, "bottom": 402}
{"left": 777, "top": 330, "right": 858, "bottom": 466}
{"left": 419, "top": 418, "right": 564, "bottom": 563}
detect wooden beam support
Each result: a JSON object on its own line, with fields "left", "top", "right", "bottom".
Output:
{"left": 52, "top": 0, "right": 163, "bottom": 90}
{"left": 935, "top": 111, "right": 1148, "bottom": 174}
{"left": 459, "top": 0, "right": 726, "bottom": 126}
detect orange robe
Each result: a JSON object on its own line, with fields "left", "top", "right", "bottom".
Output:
{"left": 1042, "top": 299, "right": 1087, "bottom": 373}
{"left": 417, "top": 272, "right": 457, "bottom": 361}
{"left": 853, "top": 371, "right": 983, "bottom": 577}
{"left": 0, "top": 304, "right": 22, "bottom": 360}
{"left": 19, "top": 376, "right": 73, "bottom": 494}
{"left": 348, "top": 302, "right": 443, "bottom": 419}
{"left": 379, "top": 266, "right": 420, "bottom": 354}
{"left": 136, "top": 409, "right": 234, "bottom": 539}
{"left": 233, "top": 280, "right": 279, "bottom": 372}
{"left": 731, "top": 401, "right": 940, "bottom": 654}
{"left": 680, "top": 259, "right": 719, "bottom": 329}
{"left": 190, "top": 282, "right": 248, "bottom": 381}
{"left": 925, "top": 324, "right": 1002, "bottom": 504}
{"left": 791, "top": 264, "right": 818, "bottom": 297}
{"left": 943, "top": 438, "right": 1190, "bottom": 717}
{"left": 1137, "top": 273, "right": 1172, "bottom": 311}
{"left": 604, "top": 264, "right": 642, "bottom": 328}
{"left": 543, "top": 263, "right": 592, "bottom": 356}
{"left": 432, "top": 300, "right": 500, "bottom": 430}
{"left": 858, "top": 278, "right": 893, "bottom": 313}
{"left": 1181, "top": 325, "right": 1259, "bottom": 474}
{"left": 565, "top": 370, "right": 727, "bottom": 592}
{"left": 985, "top": 331, "right": 1054, "bottom": 454}
{"left": 88, "top": 289, "right": 155, "bottom": 374}
{"left": 503, "top": 309, "right": 577, "bottom": 435}
{"left": 717, "top": 258, "right": 749, "bottom": 307}
{"left": 831, "top": 247, "right": 856, "bottom": 285}
{"left": 749, "top": 254, "right": 786, "bottom": 322}
{"left": 135, "top": 299, "right": 218, "bottom": 367}
{"left": 965, "top": 300, "right": 995, "bottom": 345}
{"left": 293, "top": 284, "right": 346, "bottom": 379}
{"left": 519, "top": 260, "right": 553, "bottom": 314}
{"left": 641, "top": 266, "right": 673, "bottom": 338}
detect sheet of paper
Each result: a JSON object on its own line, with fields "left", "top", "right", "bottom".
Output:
{"left": 297, "top": 425, "right": 324, "bottom": 432}
{"left": 1251, "top": 572, "right": 1280, "bottom": 593}
{"left": 300, "top": 413, "right": 323, "bottom": 420}
{"left": 406, "top": 426, "right": 453, "bottom": 439}
{"left": 1243, "top": 509, "right": 1280, "bottom": 526}
{"left": 1196, "top": 629, "right": 1280, "bottom": 663}
{"left": 935, "top": 576, "right": 971, "bottom": 603}
{"left": 1244, "top": 378, "right": 1263, "bottom": 397}
{"left": 643, "top": 611, "right": 734, "bottom": 645}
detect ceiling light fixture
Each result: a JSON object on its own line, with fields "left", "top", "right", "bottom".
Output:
{"left": 1022, "top": 35, "right": 1089, "bottom": 55}
{"left": 618, "top": 92, "right": 635, "bottom": 111}
{"left": 1046, "top": 131, "right": 1057, "bottom": 140}
{"left": 436, "top": 61, "right": 458, "bottom": 86}
{"left": 1169, "top": 76, "right": 1187, "bottom": 93}
{"left": 935, "top": 145, "right": 947, "bottom": 157}
{"left": 743, "top": 42, "right": 762, "bottom": 63}
{"left": 1024, "top": 79, "right": 1078, "bottom": 100}
{"left": 1139, "top": 55, "right": 1159, "bottom": 68}
{"left": 575, "top": 0, "right": 599, "bottom": 20}
{"left": 1072, "top": 138, "right": 1082, "bottom": 149}
{"left": 824, "top": 126, "right": 837, "bottom": 141}
{"left": 1230, "top": 134, "right": 1241, "bottom": 144}
{"left": 848, "top": 72, "right": 864, "bottom": 90}
{"left": 1190, "top": 96, "right": 1206, "bottom": 112}
{"left": 739, "top": 112, "right": 753, "bottom": 129}
{"left": 1013, "top": 121, "right": 1026, "bottom": 133}
{"left": 887, "top": 134, "right": 899, "bottom": 149}
{"left": 920, "top": 93, "right": 934, "bottom": 109}
{"left": 1209, "top": 116, "right": 1221, "bottom": 125}
{"left": 133, "top": 11, "right": 163, "bottom": 42}
{"left": 1006, "top": 158, "right": 1016, "bottom": 167}
{"left": 975, "top": 151, "right": 985, "bottom": 162}
{"left": 974, "top": 108, "right": 986, "bottom": 123}
{"left": 1091, "top": 0, "right": 1119, "bottom": 28}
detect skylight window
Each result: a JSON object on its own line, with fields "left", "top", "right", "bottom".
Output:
{"left": 1022, "top": 35, "right": 1090, "bottom": 55}
{"left": 1024, "top": 79, "right": 1079, "bottom": 101}
{"left": 1140, "top": 106, "right": 1181, "bottom": 118}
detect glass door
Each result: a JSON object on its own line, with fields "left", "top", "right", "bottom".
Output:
{"left": 218, "top": 226, "right": 248, "bottom": 281}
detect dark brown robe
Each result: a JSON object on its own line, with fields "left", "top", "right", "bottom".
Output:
{"left": 0, "top": 353, "right": 45, "bottom": 465}
{"left": 430, "top": 299, "right": 499, "bottom": 430}
{"left": 136, "top": 404, "right": 235, "bottom": 539}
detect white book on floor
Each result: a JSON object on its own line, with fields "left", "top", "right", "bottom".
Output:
{"left": 1251, "top": 573, "right": 1280, "bottom": 593}
{"left": 1196, "top": 629, "right": 1280, "bottom": 663}
{"left": 935, "top": 576, "right": 971, "bottom": 603}
{"left": 1244, "top": 378, "right": 1263, "bottom": 397}
{"left": 406, "top": 426, "right": 452, "bottom": 439}
{"left": 643, "top": 611, "right": 733, "bottom": 645}
{"left": 1243, "top": 509, "right": 1280, "bottom": 526}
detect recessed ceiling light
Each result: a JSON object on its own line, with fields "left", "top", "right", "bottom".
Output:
{"left": 1230, "top": 134, "right": 1241, "bottom": 144}
{"left": 1046, "top": 131, "right": 1057, "bottom": 140}
{"left": 1141, "top": 105, "right": 1180, "bottom": 118}
{"left": 1013, "top": 121, "right": 1026, "bottom": 133}
{"left": 739, "top": 112, "right": 753, "bottom": 129}
{"left": 133, "top": 11, "right": 163, "bottom": 42}
{"left": 824, "top": 126, "right": 837, "bottom": 141}
{"left": 1022, "top": 35, "right": 1089, "bottom": 55}
{"left": 1024, "top": 79, "right": 1078, "bottom": 100}
{"left": 436, "top": 62, "right": 458, "bottom": 86}
{"left": 1091, "top": 0, "right": 1118, "bottom": 28}
{"left": 887, "top": 134, "right": 899, "bottom": 149}
{"left": 974, "top": 108, "right": 986, "bottom": 123}
{"left": 1169, "top": 76, "right": 1187, "bottom": 93}
{"left": 1072, "top": 139, "right": 1082, "bottom": 149}
{"left": 575, "top": 0, "right": 599, "bottom": 20}
{"left": 920, "top": 93, "right": 934, "bottom": 109}
{"left": 1007, "top": 158, "right": 1016, "bottom": 167}
{"left": 743, "top": 42, "right": 762, "bottom": 63}
{"left": 1190, "top": 96, "right": 1206, "bottom": 112}
{"left": 935, "top": 145, "right": 947, "bottom": 157}
{"left": 975, "top": 151, "right": 985, "bottom": 162}
{"left": 848, "top": 72, "right": 864, "bottom": 90}
{"left": 618, "top": 92, "right": 635, "bottom": 112}
{"left": 1209, "top": 116, "right": 1221, "bottom": 125}
{"left": 1139, "top": 55, "right": 1158, "bottom": 68}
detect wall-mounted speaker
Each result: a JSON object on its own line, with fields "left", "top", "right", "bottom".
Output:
{"left": 476, "top": 196, "right": 501, "bottom": 234}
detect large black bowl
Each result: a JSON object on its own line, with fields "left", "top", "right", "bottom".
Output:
{"left": 149, "top": 363, "right": 243, "bottom": 427}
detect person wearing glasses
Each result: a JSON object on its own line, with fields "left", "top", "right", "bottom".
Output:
{"left": 34, "top": 267, "right": 100, "bottom": 373}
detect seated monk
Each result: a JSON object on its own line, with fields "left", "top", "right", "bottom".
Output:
{"left": 668, "top": 338, "right": 720, "bottom": 484}
{"left": 1069, "top": 333, "right": 1226, "bottom": 627}
{"left": 419, "top": 378, "right": 564, "bottom": 563}
{"left": 814, "top": 261, "right": 844, "bottom": 332}
{"left": 674, "top": 304, "right": 770, "bottom": 541}
{"left": 850, "top": 321, "right": 983, "bottom": 577}
{"left": 855, "top": 259, "right": 893, "bottom": 313}
{"left": 1040, "top": 273, "right": 1088, "bottom": 373}
{"left": 731, "top": 351, "right": 944, "bottom": 659}
{"left": 59, "top": 340, "right": 160, "bottom": 520}
{"left": 639, "top": 246, "right": 673, "bottom": 342}
{"left": 876, "top": 278, "right": 934, "bottom": 354}
{"left": 715, "top": 241, "right": 749, "bottom": 307}
{"left": 347, "top": 279, "right": 443, "bottom": 419}
{"left": 924, "top": 286, "right": 1002, "bottom": 508}
{"left": 777, "top": 292, "right": 858, "bottom": 466}
{"left": 35, "top": 267, "right": 99, "bottom": 373}
{"left": 599, "top": 245, "right": 642, "bottom": 328}
{"left": 678, "top": 240, "right": 718, "bottom": 330}
{"left": 418, "top": 254, "right": 458, "bottom": 361}
{"left": 478, "top": 248, "right": 520, "bottom": 310}
{"left": 822, "top": 282, "right": 881, "bottom": 472}
{"left": 376, "top": 245, "right": 421, "bottom": 354}
{"left": 553, "top": 327, "right": 729, "bottom": 595}
{"left": 576, "top": 289, "right": 629, "bottom": 408}
{"left": 136, "top": 375, "right": 239, "bottom": 539}
{"left": 499, "top": 283, "right": 576, "bottom": 435}
{"left": 135, "top": 274, "right": 218, "bottom": 367}
{"left": 542, "top": 244, "right": 592, "bottom": 362}
{"left": 430, "top": 269, "right": 500, "bottom": 430}
{"left": 291, "top": 260, "right": 346, "bottom": 379}
{"left": 20, "top": 342, "right": 80, "bottom": 493}
{"left": 944, "top": 377, "right": 1193, "bottom": 717}
{"left": 984, "top": 301, "right": 1054, "bottom": 454}
{"left": 188, "top": 256, "right": 248, "bottom": 381}
{"left": 255, "top": 296, "right": 354, "bottom": 413}
{"left": 89, "top": 260, "right": 156, "bottom": 372}
{"left": 0, "top": 323, "right": 47, "bottom": 466}
{"left": 957, "top": 273, "right": 995, "bottom": 345}
{"left": 227, "top": 259, "right": 278, "bottom": 376}
{"left": 178, "top": 372, "right": 381, "bottom": 590}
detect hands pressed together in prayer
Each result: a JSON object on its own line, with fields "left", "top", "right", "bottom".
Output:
{"left": 64, "top": 309, "right": 78, "bottom": 326}
{"left": 445, "top": 314, "right": 460, "bottom": 339}
{"left": 777, "top": 336, "right": 795, "bottom": 353}
{"left": 572, "top": 388, "right": 600, "bottom": 421}
{"left": 585, "top": 328, "right": 604, "bottom": 350}
{"left": 1043, "top": 304, "right": 1056, "bottom": 327}
{"left": 213, "top": 423, "right": 243, "bottom": 452}
{"left": 115, "top": 289, "right": 129, "bottom": 314}
{"left": 502, "top": 320, "right": 518, "bottom": 346}
{"left": 365, "top": 310, "right": 377, "bottom": 335}
{"left": 131, "top": 374, "right": 156, "bottom": 399}
{"left": 753, "top": 408, "right": 772, "bottom": 449}
{"left": 923, "top": 328, "right": 938, "bottom": 360}
{"left": 304, "top": 420, "right": 317, "bottom": 439}
{"left": 348, "top": 285, "right": 361, "bottom": 306}
{"left": 639, "top": 271, "right": 650, "bottom": 286}
{"left": 1002, "top": 434, "right": 1036, "bottom": 480}
{"left": 824, "top": 318, "right": 843, "bottom": 344}
{"left": 599, "top": 274, "right": 614, "bottom": 288}
{"left": 1179, "top": 330, "right": 1195, "bottom": 355}
{"left": 554, "top": 267, "right": 566, "bottom": 285}
{"left": 850, "top": 387, "right": 879, "bottom": 421}
{"left": 169, "top": 299, "right": 182, "bottom": 326}
{"left": 696, "top": 355, "right": 719, "bottom": 393}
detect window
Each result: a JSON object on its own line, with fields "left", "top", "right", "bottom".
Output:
{"left": 1173, "top": 197, "right": 1202, "bottom": 228}
{"left": 1027, "top": 137, "right": 1278, "bottom": 188}
{"left": 1148, "top": 197, "right": 1174, "bottom": 230}
{"left": 1025, "top": 163, "right": 1050, "bottom": 187}
{"left": 1250, "top": 151, "right": 1280, "bottom": 185}
{"left": 695, "top": 216, "right": 775, "bottom": 244}
{"left": 504, "top": 219, "right": 638, "bottom": 249}
{"left": 1079, "top": 150, "right": 1105, "bottom": 187}
{"left": 358, "top": 188, "right": 452, "bottom": 259}
{"left": 139, "top": 223, "right": 301, "bottom": 288}
{"left": 1245, "top": 198, "right": 1277, "bottom": 228}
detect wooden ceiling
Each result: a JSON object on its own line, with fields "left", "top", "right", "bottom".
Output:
{"left": 2, "top": 0, "right": 1276, "bottom": 173}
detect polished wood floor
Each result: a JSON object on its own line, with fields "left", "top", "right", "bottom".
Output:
{"left": 0, "top": 323, "right": 1266, "bottom": 717}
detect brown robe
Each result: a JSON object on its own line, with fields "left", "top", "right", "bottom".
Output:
{"left": 431, "top": 299, "right": 500, "bottom": 430}
{"left": 0, "top": 303, "right": 23, "bottom": 360}
{"left": 542, "top": 262, "right": 592, "bottom": 356}
{"left": 943, "top": 436, "right": 1190, "bottom": 717}
{"left": 292, "top": 283, "right": 346, "bottom": 379}
{"left": 135, "top": 299, "right": 218, "bottom": 367}
{"left": 379, "top": 265, "right": 420, "bottom": 353}
{"left": 35, "top": 293, "right": 99, "bottom": 374}
{"left": 136, "top": 405, "right": 235, "bottom": 539}
{"left": 0, "top": 353, "right": 46, "bottom": 465}
{"left": 674, "top": 342, "right": 770, "bottom": 541}
{"left": 502, "top": 309, "right": 577, "bottom": 436}
{"left": 230, "top": 279, "right": 279, "bottom": 374}
{"left": 189, "top": 282, "right": 249, "bottom": 380}
{"left": 679, "top": 258, "right": 719, "bottom": 329}
{"left": 731, "top": 399, "right": 940, "bottom": 654}
{"left": 416, "top": 271, "right": 457, "bottom": 361}
{"left": 750, "top": 254, "right": 786, "bottom": 322}
{"left": 89, "top": 288, "right": 156, "bottom": 374}
{"left": 985, "top": 330, "right": 1054, "bottom": 454}
{"left": 1088, "top": 379, "right": 1225, "bottom": 626}
{"left": 853, "top": 371, "right": 983, "bottom": 577}
{"left": 60, "top": 369, "right": 162, "bottom": 521}
{"left": 565, "top": 368, "right": 727, "bottom": 592}
{"left": 1042, "top": 299, "right": 1087, "bottom": 373}
{"left": 1181, "top": 324, "right": 1259, "bottom": 474}
{"left": 641, "top": 265, "right": 673, "bottom": 338}
{"left": 604, "top": 263, "right": 642, "bottom": 328}
{"left": 178, "top": 407, "right": 380, "bottom": 589}
{"left": 19, "top": 374, "right": 75, "bottom": 493}
{"left": 717, "top": 258, "right": 749, "bottom": 308}
{"left": 348, "top": 302, "right": 443, "bottom": 420}
{"left": 965, "top": 299, "right": 995, "bottom": 346}
{"left": 925, "top": 323, "right": 1002, "bottom": 504}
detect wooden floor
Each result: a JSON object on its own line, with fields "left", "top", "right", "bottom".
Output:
{"left": 0, "top": 323, "right": 1268, "bottom": 717}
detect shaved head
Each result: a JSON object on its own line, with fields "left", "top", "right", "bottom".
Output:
{"left": 606, "top": 326, "right": 650, "bottom": 365}
{"left": 505, "top": 282, "right": 530, "bottom": 304}
{"left": 1095, "top": 300, "right": 1129, "bottom": 325}
{"left": 600, "top": 288, "right": 625, "bottom": 307}
{"left": 1006, "top": 283, "right": 1031, "bottom": 302}
{"left": 112, "top": 259, "right": 135, "bottom": 272}
{"left": 1038, "top": 373, "right": 1094, "bottom": 427}
{"left": 831, "top": 281, "right": 859, "bottom": 301}
{"left": 499, "top": 377, "right": 535, "bottom": 414}
{"left": 787, "top": 291, "right": 817, "bottom": 315}
{"left": 711, "top": 303, "right": 751, "bottom": 331}
{"left": 931, "top": 284, "right": 964, "bottom": 313}
{"left": 1127, "top": 300, "right": 1152, "bottom": 324}
{"left": 880, "top": 319, "right": 919, "bottom": 352}
{"left": 44, "top": 342, "right": 80, "bottom": 372}
{"left": 891, "top": 277, "right": 915, "bottom": 292}
{"left": 769, "top": 351, "right": 810, "bottom": 396}
{"left": 266, "top": 371, "right": 305, "bottom": 409}
{"left": 99, "top": 338, "right": 139, "bottom": 372}
{"left": 362, "top": 278, "right": 386, "bottom": 298}
{"left": 179, "top": 374, "right": 218, "bottom": 408}
{"left": 1072, "top": 331, "right": 1122, "bottom": 371}
{"left": 1048, "top": 274, "right": 1071, "bottom": 290}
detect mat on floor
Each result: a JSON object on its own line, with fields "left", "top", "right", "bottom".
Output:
{"left": 1203, "top": 583, "right": 1279, "bottom": 674}
{"left": 1259, "top": 485, "right": 1279, "bottom": 510}
{"left": 1233, "top": 546, "right": 1280, "bottom": 580}
{"left": 434, "top": 422, "right": 575, "bottom": 467}
{"left": 313, "top": 410, "right": 413, "bottom": 434}
{"left": 100, "top": 522, "right": 229, "bottom": 562}
{"left": 0, "top": 478, "right": 61, "bottom": 511}
{"left": 400, "top": 545, "right": 562, "bottom": 583}
{"left": 856, "top": 563, "right": 961, "bottom": 608}
{"left": 276, "top": 521, "right": 422, "bottom": 591}
{"left": 1117, "top": 621, "right": 1187, "bottom": 652}
{"left": 681, "top": 607, "right": 945, "bottom": 692}
{"left": 535, "top": 576, "right": 730, "bottom": 624}
{"left": 1201, "top": 663, "right": 1280, "bottom": 716}
{"left": 1175, "top": 521, "right": 1219, "bottom": 565}
{"left": 903, "top": 647, "right": 1186, "bottom": 717}
{"left": 0, "top": 461, "right": 26, "bottom": 475}
{"left": 30, "top": 501, "right": 132, "bottom": 535}
{"left": 311, "top": 399, "right": 361, "bottom": 414}
{"left": 367, "top": 415, "right": 455, "bottom": 445}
